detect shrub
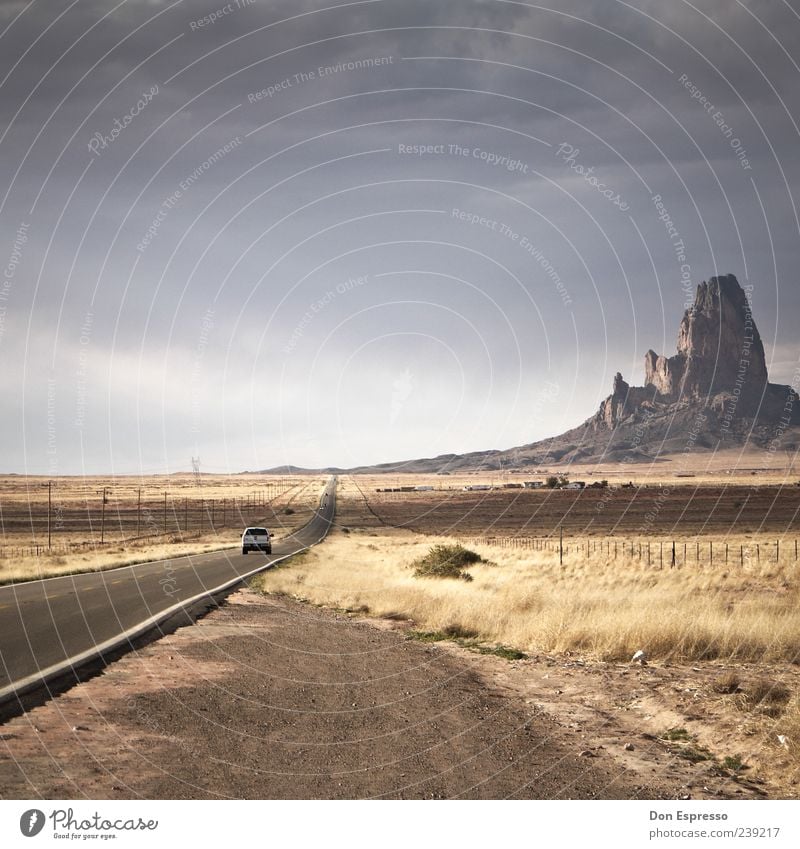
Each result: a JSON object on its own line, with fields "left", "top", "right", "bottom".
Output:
{"left": 712, "top": 671, "right": 741, "bottom": 694}
{"left": 661, "top": 727, "right": 691, "bottom": 742}
{"left": 412, "top": 544, "right": 483, "bottom": 581}
{"left": 722, "top": 754, "right": 745, "bottom": 773}
{"left": 741, "top": 679, "right": 792, "bottom": 717}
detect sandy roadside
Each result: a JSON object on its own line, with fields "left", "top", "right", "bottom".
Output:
{"left": 0, "top": 587, "right": 778, "bottom": 800}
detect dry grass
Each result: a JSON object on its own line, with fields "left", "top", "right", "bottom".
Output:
{"left": 251, "top": 527, "right": 800, "bottom": 664}
{"left": 0, "top": 539, "right": 239, "bottom": 584}
{"left": 0, "top": 476, "right": 325, "bottom": 583}
{"left": 777, "top": 696, "right": 800, "bottom": 781}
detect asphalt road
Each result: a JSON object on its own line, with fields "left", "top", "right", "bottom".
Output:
{"left": 0, "top": 477, "right": 336, "bottom": 703}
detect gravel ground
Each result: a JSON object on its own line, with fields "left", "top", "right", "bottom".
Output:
{"left": 0, "top": 589, "right": 759, "bottom": 800}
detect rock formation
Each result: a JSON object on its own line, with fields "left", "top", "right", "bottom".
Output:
{"left": 282, "top": 273, "right": 800, "bottom": 473}
{"left": 592, "top": 274, "right": 798, "bottom": 440}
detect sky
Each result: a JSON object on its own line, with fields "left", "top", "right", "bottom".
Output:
{"left": 1, "top": 0, "right": 799, "bottom": 474}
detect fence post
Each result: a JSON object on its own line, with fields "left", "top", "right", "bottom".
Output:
{"left": 100, "top": 487, "right": 107, "bottom": 544}
{"left": 671, "top": 541, "right": 676, "bottom": 568}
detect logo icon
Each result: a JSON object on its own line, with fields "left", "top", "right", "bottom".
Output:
{"left": 19, "top": 809, "right": 45, "bottom": 837}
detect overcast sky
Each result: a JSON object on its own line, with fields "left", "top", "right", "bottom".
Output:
{"left": 2, "top": 0, "right": 799, "bottom": 474}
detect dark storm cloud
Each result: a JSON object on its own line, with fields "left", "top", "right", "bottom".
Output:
{"left": 1, "top": 0, "right": 799, "bottom": 472}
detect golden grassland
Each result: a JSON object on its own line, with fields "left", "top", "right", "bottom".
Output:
{"left": 252, "top": 527, "right": 800, "bottom": 665}
{"left": 252, "top": 524, "right": 800, "bottom": 783}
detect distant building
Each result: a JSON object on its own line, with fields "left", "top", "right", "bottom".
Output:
{"left": 523, "top": 481, "right": 544, "bottom": 489}
{"left": 565, "top": 481, "right": 586, "bottom": 490}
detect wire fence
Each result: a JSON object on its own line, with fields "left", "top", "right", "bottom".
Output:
{"left": 461, "top": 534, "right": 800, "bottom": 567}
{"left": 0, "top": 479, "right": 302, "bottom": 558}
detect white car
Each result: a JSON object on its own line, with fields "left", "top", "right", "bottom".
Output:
{"left": 241, "top": 527, "right": 272, "bottom": 555}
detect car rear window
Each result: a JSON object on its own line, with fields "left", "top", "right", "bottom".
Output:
{"left": 246, "top": 528, "right": 268, "bottom": 535}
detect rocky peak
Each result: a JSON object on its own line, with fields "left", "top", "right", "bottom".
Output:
{"left": 645, "top": 274, "right": 768, "bottom": 407}
{"left": 593, "top": 272, "right": 798, "bottom": 434}
{"left": 612, "top": 372, "right": 629, "bottom": 397}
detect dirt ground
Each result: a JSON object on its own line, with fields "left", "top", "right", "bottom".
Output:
{"left": 0, "top": 588, "right": 784, "bottom": 800}
{"left": 339, "top": 476, "right": 800, "bottom": 537}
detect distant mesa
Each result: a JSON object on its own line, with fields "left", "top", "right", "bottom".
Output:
{"left": 261, "top": 274, "right": 800, "bottom": 474}
{"left": 582, "top": 274, "right": 799, "bottom": 451}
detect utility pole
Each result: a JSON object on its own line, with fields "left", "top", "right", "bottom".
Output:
{"left": 47, "top": 481, "right": 52, "bottom": 549}
{"left": 137, "top": 488, "right": 142, "bottom": 538}
{"left": 559, "top": 525, "right": 563, "bottom": 566}
{"left": 163, "top": 492, "right": 168, "bottom": 534}
{"left": 99, "top": 487, "right": 108, "bottom": 544}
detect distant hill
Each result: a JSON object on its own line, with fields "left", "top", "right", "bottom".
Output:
{"left": 260, "top": 274, "right": 800, "bottom": 474}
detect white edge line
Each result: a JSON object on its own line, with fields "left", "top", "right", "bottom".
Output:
{"left": 0, "top": 488, "right": 335, "bottom": 705}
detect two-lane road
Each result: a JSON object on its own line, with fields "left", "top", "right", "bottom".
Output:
{"left": 0, "top": 476, "right": 336, "bottom": 709}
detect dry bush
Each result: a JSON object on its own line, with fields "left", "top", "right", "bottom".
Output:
{"left": 412, "top": 544, "right": 482, "bottom": 581}
{"left": 712, "top": 670, "right": 741, "bottom": 694}
{"left": 741, "top": 680, "right": 792, "bottom": 717}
